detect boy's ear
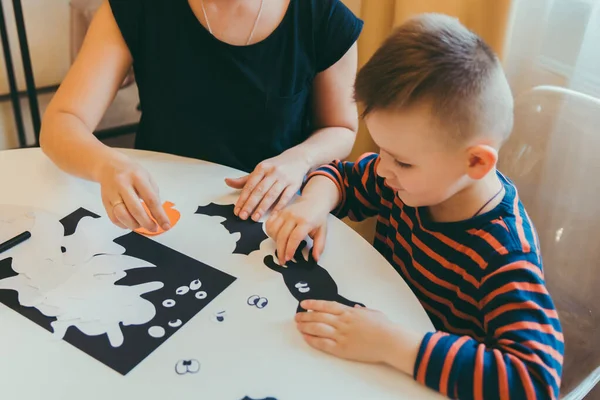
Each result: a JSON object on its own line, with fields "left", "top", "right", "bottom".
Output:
{"left": 465, "top": 144, "right": 498, "bottom": 180}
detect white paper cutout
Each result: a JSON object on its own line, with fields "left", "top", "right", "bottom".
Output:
{"left": 0, "top": 205, "right": 36, "bottom": 242}
{"left": 61, "top": 216, "right": 126, "bottom": 266}
{"left": 1, "top": 209, "right": 65, "bottom": 273}
{"left": 0, "top": 251, "right": 162, "bottom": 348}
{"left": 148, "top": 326, "right": 165, "bottom": 338}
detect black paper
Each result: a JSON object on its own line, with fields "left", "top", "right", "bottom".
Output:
{"left": 263, "top": 241, "right": 365, "bottom": 313}
{"left": 0, "top": 208, "right": 237, "bottom": 376}
{"left": 59, "top": 207, "right": 100, "bottom": 236}
{"left": 241, "top": 397, "right": 278, "bottom": 400}
{"left": 195, "top": 203, "right": 268, "bottom": 255}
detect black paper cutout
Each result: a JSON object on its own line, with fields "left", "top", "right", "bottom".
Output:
{"left": 0, "top": 208, "right": 237, "bottom": 376}
{"left": 59, "top": 207, "right": 100, "bottom": 236}
{"left": 194, "top": 203, "right": 268, "bottom": 255}
{"left": 247, "top": 295, "right": 268, "bottom": 309}
{"left": 263, "top": 241, "right": 365, "bottom": 313}
{"left": 241, "top": 397, "right": 278, "bottom": 400}
{"left": 175, "top": 359, "right": 200, "bottom": 375}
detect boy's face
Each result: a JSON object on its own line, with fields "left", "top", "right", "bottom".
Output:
{"left": 366, "top": 104, "right": 472, "bottom": 208}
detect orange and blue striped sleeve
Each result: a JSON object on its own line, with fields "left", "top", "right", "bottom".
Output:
{"left": 413, "top": 252, "right": 563, "bottom": 400}
{"left": 304, "top": 152, "right": 383, "bottom": 221}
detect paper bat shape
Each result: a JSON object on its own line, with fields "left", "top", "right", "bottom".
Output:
{"left": 241, "top": 397, "right": 278, "bottom": 400}
{"left": 195, "top": 203, "right": 268, "bottom": 255}
{"left": 263, "top": 241, "right": 365, "bottom": 313}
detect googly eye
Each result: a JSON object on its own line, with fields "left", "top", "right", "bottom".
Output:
{"left": 295, "top": 282, "right": 310, "bottom": 293}
{"left": 148, "top": 326, "right": 165, "bottom": 338}
{"left": 176, "top": 286, "right": 189, "bottom": 295}
{"left": 175, "top": 359, "right": 200, "bottom": 375}
{"left": 211, "top": 310, "right": 226, "bottom": 323}
{"left": 247, "top": 295, "right": 260, "bottom": 306}
{"left": 175, "top": 360, "right": 187, "bottom": 375}
{"left": 168, "top": 319, "right": 182, "bottom": 328}
{"left": 195, "top": 291, "right": 207, "bottom": 300}
{"left": 256, "top": 297, "right": 269, "bottom": 309}
{"left": 189, "top": 279, "right": 202, "bottom": 291}
{"left": 186, "top": 359, "right": 200, "bottom": 373}
{"left": 163, "top": 299, "right": 176, "bottom": 308}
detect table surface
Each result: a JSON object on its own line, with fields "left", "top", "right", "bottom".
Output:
{"left": 0, "top": 148, "right": 442, "bottom": 400}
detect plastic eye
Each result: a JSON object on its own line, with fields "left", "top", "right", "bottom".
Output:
{"left": 163, "top": 299, "right": 176, "bottom": 308}
{"left": 189, "top": 279, "right": 202, "bottom": 291}
{"left": 176, "top": 286, "right": 189, "bottom": 295}
{"left": 195, "top": 291, "right": 207, "bottom": 300}
{"left": 295, "top": 282, "right": 310, "bottom": 293}
{"left": 211, "top": 310, "right": 226, "bottom": 323}
{"left": 247, "top": 295, "right": 260, "bottom": 306}
{"left": 168, "top": 319, "right": 182, "bottom": 328}
{"left": 256, "top": 297, "right": 269, "bottom": 309}
{"left": 186, "top": 359, "right": 200, "bottom": 373}
{"left": 175, "top": 359, "right": 200, "bottom": 375}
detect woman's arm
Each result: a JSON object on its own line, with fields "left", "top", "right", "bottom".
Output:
{"left": 40, "top": 0, "right": 169, "bottom": 232}
{"left": 289, "top": 41, "right": 360, "bottom": 168}
{"left": 227, "top": 42, "right": 359, "bottom": 221}
{"left": 40, "top": 1, "right": 131, "bottom": 182}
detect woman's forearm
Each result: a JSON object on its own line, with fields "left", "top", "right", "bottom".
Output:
{"left": 40, "top": 110, "right": 129, "bottom": 183}
{"left": 285, "top": 126, "right": 357, "bottom": 171}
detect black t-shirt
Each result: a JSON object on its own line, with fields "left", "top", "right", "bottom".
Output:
{"left": 108, "top": 0, "right": 363, "bottom": 172}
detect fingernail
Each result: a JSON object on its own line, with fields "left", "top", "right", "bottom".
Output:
{"left": 234, "top": 207, "right": 240, "bottom": 216}
{"left": 240, "top": 211, "right": 248, "bottom": 220}
{"left": 252, "top": 213, "right": 260, "bottom": 221}
{"left": 162, "top": 223, "right": 171, "bottom": 230}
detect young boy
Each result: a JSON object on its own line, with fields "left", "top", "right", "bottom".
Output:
{"left": 265, "top": 13, "right": 564, "bottom": 400}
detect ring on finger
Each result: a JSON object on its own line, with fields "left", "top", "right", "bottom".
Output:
{"left": 111, "top": 199, "right": 125, "bottom": 209}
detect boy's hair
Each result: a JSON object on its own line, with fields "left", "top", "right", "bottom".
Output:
{"left": 354, "top": 13, "right": 514, "bottom": 144}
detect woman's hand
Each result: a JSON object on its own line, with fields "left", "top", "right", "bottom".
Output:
{"left": 225, "top": 151, "right": 310, "bottom": 222}
{"left": 98, "top": 157, "right": 171, "bottom": 232}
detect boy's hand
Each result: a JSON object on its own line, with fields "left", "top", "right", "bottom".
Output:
{"left": 294, "top": 300, "right": 397, "bottom": 365}
{"left": 265, "top": 197, "right": 329, "bottom": 264}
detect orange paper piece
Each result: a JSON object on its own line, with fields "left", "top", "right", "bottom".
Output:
{"left": 134, "top": 201, "right": 180, "bottom": 236}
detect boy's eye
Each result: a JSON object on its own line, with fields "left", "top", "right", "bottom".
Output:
{"left": 394, "top": 160, "right": 412, "bottom": 169}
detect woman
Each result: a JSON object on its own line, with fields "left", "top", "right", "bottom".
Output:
{"left": 40, "top": 0, "right": 363, "bottom": 233}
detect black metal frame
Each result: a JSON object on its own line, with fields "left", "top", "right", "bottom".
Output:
{"left": 0, "top": 0, "right": 137, "bottom": 149}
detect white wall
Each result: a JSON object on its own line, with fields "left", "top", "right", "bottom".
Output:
{"left": 0, "top": 0, "right": 72, "bottom": 149}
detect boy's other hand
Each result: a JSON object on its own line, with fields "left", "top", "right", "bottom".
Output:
{"left": 295, "top": 300, "right": 397, "bottom": 365}
{"left": 265, "top": 197, "right": 329, "bottom": 264}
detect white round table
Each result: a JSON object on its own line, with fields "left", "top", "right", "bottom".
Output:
{"left": 0, "top": 148, "right": 442, "bottom": 400}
